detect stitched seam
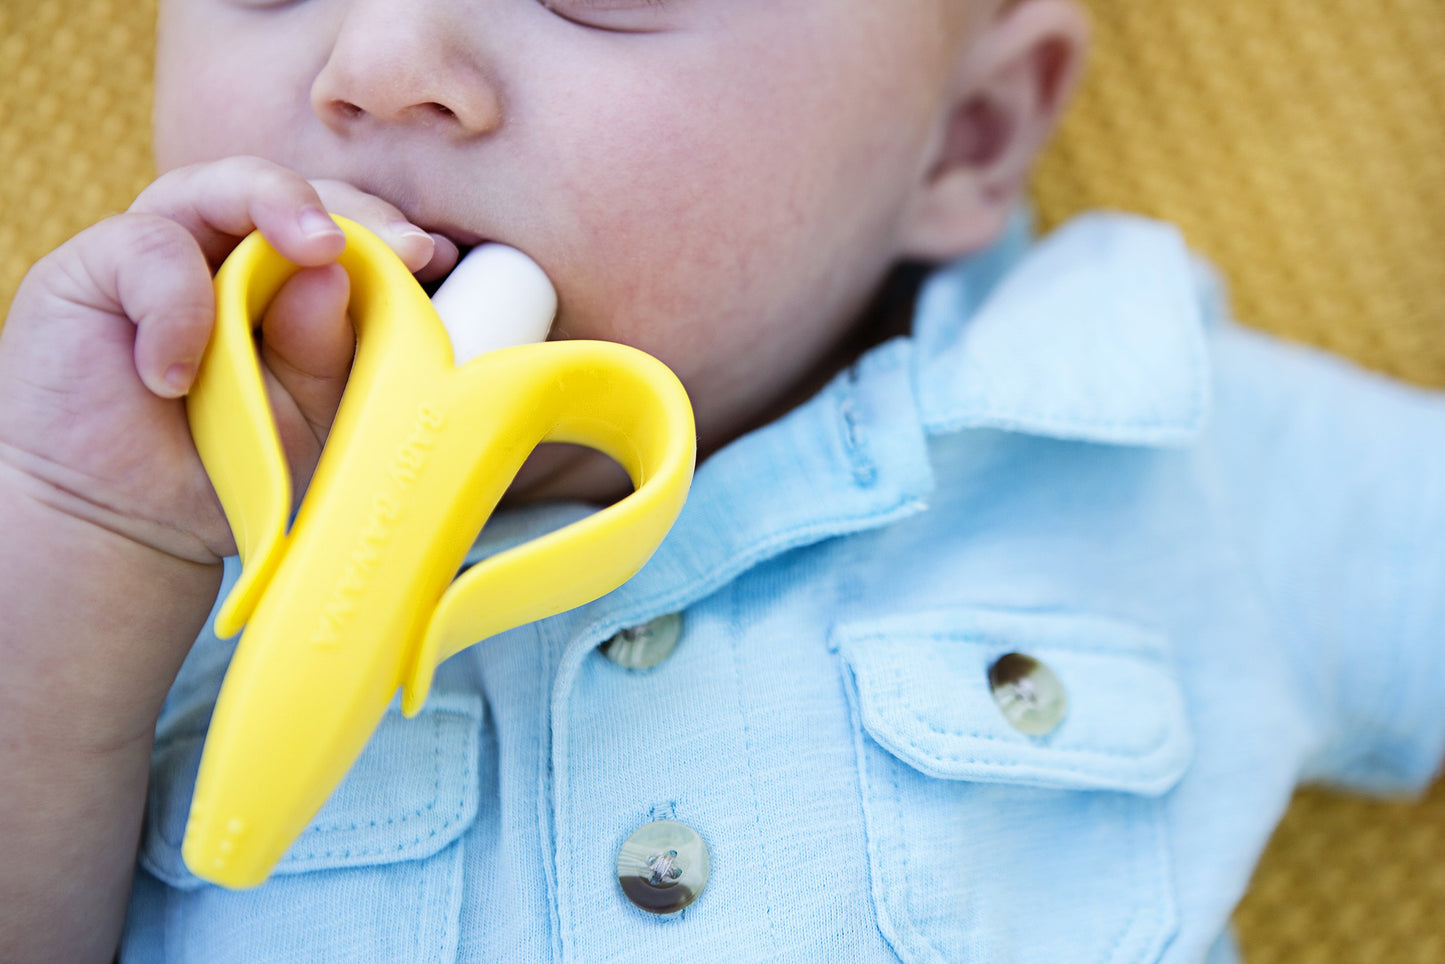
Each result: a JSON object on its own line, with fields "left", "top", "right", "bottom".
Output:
{"left": 884, "top": 741, "right": 1171, "bottom": 775}
{"left": 837, "top": 368, "right": 880, "bottom": 487}
{"left": 567, "top": 496, "right": 928, "bottom": 665}
{"left": 947, "top": 406, "right": 1199, "bottom": 433}
{"left": 878, "top": 696, "right": 1173, "bottom": 757}
{"left": 845, "top": 645, "right": 1175, "bottom": 964}
{"left": 844, "top": 661, "right": 910, "bottom": 963}
{"left": 731, "top": 599, "right": 782, "bottom": 957}
{"left": 923, "top": 326, "right": 1209, "bottom": 442}
{"left": 840, "top": 627, "right": 1168, "bottom": 662}
{"left": 302, "top": 713, "right": 449, "bottom": 833}
{"left": 877, "top": 732, "right": 1171, "bottom": 964}
{"left": 880, "top": 713, "right": 1174, "bottom": 765}
{"left": 288, "top": 712, "right": 472, "bottom": 860}
{"left": 843, "top": 649, "right": 957, "bottom": 964}
{"left": 885, "top": 742, "right": 951, "bottom": 963}
{"left": 542, "top": 629, "right": 565, "bottom": 964}
{"left": 923, "top": 401, "right": 1205, "bottom": 440}
{"left": 1096, "top": 795, "right": 1172, "bottom": 964}
{"left": 863, "top": 654, "right": 1176, "bottom": 764}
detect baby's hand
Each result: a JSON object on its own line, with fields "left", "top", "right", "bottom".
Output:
{"left": 0, "top": 156, "right": 450, "bottom": 565}
{"left": 0, "top": 157, "right": 461, "bottom": 963}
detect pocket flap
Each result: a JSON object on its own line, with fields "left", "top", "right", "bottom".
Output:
{"left": 141, "top": 691, "right": 484, "bottom": 889}
{"left": 832, "top": 608, "right": 1192, "bottom": 795}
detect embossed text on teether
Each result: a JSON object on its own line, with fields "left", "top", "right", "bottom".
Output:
{"left": 309, "top": 405, "right": 446, "bottom": 647}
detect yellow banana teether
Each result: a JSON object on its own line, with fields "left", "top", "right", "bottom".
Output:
{"left": 182, "top": 217, "right": 695, "bottom": 889}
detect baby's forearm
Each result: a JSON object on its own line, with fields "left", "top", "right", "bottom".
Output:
{"left": 0, "top": 478, "right": 220, "bottom": 963}
{"left": 0, "top": 157, "right": 448, "bottom": 959}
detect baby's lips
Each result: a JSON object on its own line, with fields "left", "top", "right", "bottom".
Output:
{"left": 407, "top": 215, "right": 491, "bottom": 278}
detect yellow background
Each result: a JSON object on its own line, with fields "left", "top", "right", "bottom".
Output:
{"left": 2, "top": 0, "right": 1442, "bottom": 959}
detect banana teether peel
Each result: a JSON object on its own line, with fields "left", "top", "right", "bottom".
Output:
{"left": 183, "top": 218, "right": 695, "bottom": 889}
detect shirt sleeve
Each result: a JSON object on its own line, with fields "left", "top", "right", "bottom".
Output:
{"left": 1205, "top": 320, "right": 1445, "bottom": 795}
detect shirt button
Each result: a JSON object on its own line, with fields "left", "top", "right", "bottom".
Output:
{"left": 600, "top": 613, "right": 684, "bottom": 670}
{"left": 988, "top": 652, "right": 1067, "bottom": 736}
{"left": 617, "top": 819, "right": 710, "bottom": 915}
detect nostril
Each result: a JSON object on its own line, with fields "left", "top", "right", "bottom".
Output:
{"left": 427, "top": 103, "right": 456, "bottom": 118}
{"left": 334, "top": 100, "right": 365, "bottom": 120}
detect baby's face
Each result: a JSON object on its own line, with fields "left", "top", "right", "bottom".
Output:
{"left": 154, "top": 0, "right": 981, "bottom": 490}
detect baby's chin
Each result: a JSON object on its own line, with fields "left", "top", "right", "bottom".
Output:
{"left": 416, "top": 242, "right": 653, "bottom": 508}
{"left": 502, "top": 443, "right": 636, "bottom": 508}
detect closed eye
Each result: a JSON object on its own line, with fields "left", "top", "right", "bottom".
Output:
{"left": 539, "top": 0, "right": 675, "bottom": 33}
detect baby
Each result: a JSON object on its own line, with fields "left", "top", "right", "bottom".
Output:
{"left": 3, "top": 0, "right": 1443, "bottom": 961}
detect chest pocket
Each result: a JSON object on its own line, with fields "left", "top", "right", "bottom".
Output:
{"left": 831, "top": 608, "right": 1192, "bottom": 964}
{"left": 127, "top": 690, "right": 485, "bottom": 964}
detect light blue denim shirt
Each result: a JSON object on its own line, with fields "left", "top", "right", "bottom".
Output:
{"left": 124, "top": 212, "right": 1445, "bottom": 963}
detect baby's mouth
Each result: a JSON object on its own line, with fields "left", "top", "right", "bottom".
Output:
{"left": 421, "top": 243, "right": 475, "bottom": 298}
{"left": 410, "top": 217, "right": 489, "bottom": 291}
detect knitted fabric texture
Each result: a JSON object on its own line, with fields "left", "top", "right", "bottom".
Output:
{"left": 1037, "top": 5, "right": 1445, "bottom": 959}
{"left": 1, "top": 0, "right": 1442, "bottom": 960}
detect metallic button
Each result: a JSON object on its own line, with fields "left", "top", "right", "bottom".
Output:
{"left": 988, "top": 652, "right": 1067, "bottom": 736}
{"left": 617, "top": 819, "right": 710, "bottom": 915}
{"left": 600, "top": 613, "right": 684, "bottom": 670}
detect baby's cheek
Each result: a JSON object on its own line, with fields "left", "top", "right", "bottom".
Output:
{"left": 546, "top": 200, "right": 769, "bottom": 351}
{"left": 153, "top": 19, "right": 311, "bottom": 172}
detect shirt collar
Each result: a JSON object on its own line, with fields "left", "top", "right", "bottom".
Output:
{"left": 914, "top": 210, "right": 1212, "bottom": 446}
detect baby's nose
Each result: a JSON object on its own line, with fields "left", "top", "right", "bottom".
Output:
{"left": 309, "top": 7, "right": 501, "bottom": 136}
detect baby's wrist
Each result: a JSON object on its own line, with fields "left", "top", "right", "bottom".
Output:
{"left": 0, "top": 441, "right": 225, "bottom": 565}
{"left": 0, "top": 466, "right": 222, "bottom": 748}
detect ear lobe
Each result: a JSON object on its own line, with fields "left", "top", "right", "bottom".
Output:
{"left": 899, "top": 0, "right": 1089, "bottom": 262}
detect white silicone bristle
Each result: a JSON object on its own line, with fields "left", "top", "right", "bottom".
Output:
{"left": 429, "top": 244, "right": 557, "bottom": 366}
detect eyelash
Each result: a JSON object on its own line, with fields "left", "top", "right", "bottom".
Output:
{"left": 543, "top": 0, "right": 667, "bottom": 9}
{"left": 539, "top": 0, "right": 670, "bottom": 30}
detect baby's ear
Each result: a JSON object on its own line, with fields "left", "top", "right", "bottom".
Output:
{"left": 898, "top": 0, "right": 1088, "bottom": 261}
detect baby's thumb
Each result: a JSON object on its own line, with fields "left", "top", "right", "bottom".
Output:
{"left": 259, "top": 263, "right": 355, "bottom": 448}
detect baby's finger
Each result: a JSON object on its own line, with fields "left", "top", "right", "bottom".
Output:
{"left": 130, "top": 156, "right": 345, "bottom": 269}
{"left": 258, "top": 264, "right": 355, "bottom": 447}
{"left": 307, "top": 179, "right": 454, "bottom": 276}
{"left": 413, "top": 232, "right": 463, "bottom": 285}
{"left": 120, "top": 218, "right": 218, "bottom": 398}
{"left": 8, "top": 213, "right": 217, "bottom": 399}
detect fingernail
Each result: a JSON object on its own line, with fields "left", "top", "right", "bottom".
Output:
{"left": 298, "top": 206, "right": 342, "bottom": 240}
{"left": 391, "top": 220, "right": 435, "bottom": 247}
{"left": 163, "top": 362, "right": 195, "bottom": 396}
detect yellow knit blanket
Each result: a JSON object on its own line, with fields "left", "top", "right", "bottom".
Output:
{"left": 1, "top": 1, "right": 1442, "bottom": 959}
